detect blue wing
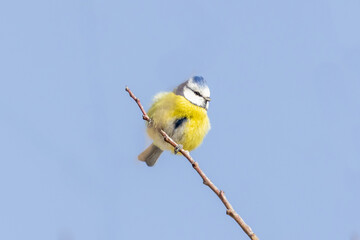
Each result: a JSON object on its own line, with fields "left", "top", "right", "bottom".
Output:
{"left": 174, "top": 117, "right": 187, "bottom": 129}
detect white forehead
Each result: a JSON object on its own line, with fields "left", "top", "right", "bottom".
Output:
{"left": 186, "top": 78, "right": 210, "bottom": 97}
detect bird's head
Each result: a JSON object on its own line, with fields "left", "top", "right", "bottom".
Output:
{"left": 174, "top": 76, "right": 211, "bottom": 110}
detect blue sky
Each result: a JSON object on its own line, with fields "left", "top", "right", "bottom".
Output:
{"left": 0, "top": 0, "right": 359, "bottom": 240}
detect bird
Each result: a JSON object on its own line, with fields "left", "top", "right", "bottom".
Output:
{"left": 138, "top": 76, "right": 211, "bottom": 166}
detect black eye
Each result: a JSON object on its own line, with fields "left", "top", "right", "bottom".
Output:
{"left": 194, "top": 91, "right": 201, "bottom": 96}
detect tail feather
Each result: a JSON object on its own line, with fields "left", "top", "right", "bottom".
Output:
{"left": 138, "top": 144, "right": 163, "bottom": 167}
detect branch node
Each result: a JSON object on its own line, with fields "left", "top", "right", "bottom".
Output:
{"left": 203, "top": 178, "right": 210, "bottom": 186}
{"left": 219, "top": 190, "right": 225, "bottom": 197}
{"left": 226, "top": 209, "right": 234, "bottom": 216}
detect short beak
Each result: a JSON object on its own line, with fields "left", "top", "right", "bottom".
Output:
{"left": 204, "top": 96, "right": 211, "bottom": 101}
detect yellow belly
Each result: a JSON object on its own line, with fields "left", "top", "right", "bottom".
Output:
{"left": 146, "top": 92, "right": 210, "bottom": 152}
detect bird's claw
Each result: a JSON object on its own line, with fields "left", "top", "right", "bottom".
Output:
{"left": 174, "top": 144, "right": 183, "bottom": 154}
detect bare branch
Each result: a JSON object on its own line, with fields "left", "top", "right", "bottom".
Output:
{"left": 125, "top": 86, "right": 150, "bottom": 122}
{"left": 126, "top": 86, "right": 259, "bottom": 240}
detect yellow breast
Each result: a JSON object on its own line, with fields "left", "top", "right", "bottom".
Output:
{"left": 146, "top": 92, "right": 210, "bottom": 152}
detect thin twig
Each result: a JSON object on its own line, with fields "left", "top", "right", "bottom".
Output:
{"left": 126, "top": 86, "right": 259, "bottom": 240}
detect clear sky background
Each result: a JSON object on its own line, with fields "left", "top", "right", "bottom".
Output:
{"left": 0, "top": 0, "right": 359, "bottom": 240}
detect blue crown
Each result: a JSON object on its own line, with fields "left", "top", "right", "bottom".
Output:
{"left": 192, "top": 76, "right": 206, "bottom": 86}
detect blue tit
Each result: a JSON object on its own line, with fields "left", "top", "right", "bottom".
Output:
{"left": 138, "top": 76, "right": 211, "bottom": 166}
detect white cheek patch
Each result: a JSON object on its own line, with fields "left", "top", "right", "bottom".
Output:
{"left": 183, "top": 88, "right": 206, "bottom": 108}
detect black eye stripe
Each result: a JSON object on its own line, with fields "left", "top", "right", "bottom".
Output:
{"left": 186, "top": 86, "right": 201, "bottom": 96}
{"left": 185, "top": 85, "right": 206, "bottom": 98}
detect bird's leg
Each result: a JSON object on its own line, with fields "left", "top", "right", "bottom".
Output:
{"left": 174, "top": 144, "right": 183, "bottom": 154}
